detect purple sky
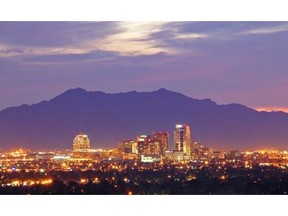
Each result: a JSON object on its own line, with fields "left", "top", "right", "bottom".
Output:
{"left": 0, "top": 22, "right": 288, "bottom": 112}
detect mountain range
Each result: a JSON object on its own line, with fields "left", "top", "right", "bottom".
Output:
{"left": 0, "top": 88, "right": 288, "bottom": 150}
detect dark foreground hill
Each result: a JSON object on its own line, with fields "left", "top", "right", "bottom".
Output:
{"left": 0, "top": 88, "right": 288, "bottom": 150}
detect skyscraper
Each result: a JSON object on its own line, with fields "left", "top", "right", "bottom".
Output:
{"left": 152, "top": 132, "right": 169, "bottom": 155}
{"left": 174, "top": 124, "right": 191, "bottom": 155}
{"left": 137, "top": 135, "right": 151, "bottom": 154}
{"left": 73, "top": 134, "right": 90, "bottom": 152}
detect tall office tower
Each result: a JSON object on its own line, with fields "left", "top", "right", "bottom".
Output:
{"left": 137, "top": 135, "right": 151, "bottom": 154}
{"left": 174, "top": 124, "right": 191, "bottom": 155}
{"left": 152, "top": 132, "right": 169, "bottom": 155}
{"left": 73, "top": 134, "right": 91, "bottom": 152}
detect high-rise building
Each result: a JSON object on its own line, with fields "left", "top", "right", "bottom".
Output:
{"left": 131, "top": 141, "right": 138, "bottom": 154}
{"left": 137, "top": 135, "right": 161, "bottom": 154}
{"left": 119, "top": 139, "right": 138, "bottom": 154}
{"left": 174, "top": 124, "right": 191, "bottom": 155}
{"left": 152, "top": 132, "right": 169, "bottom": 155}
{"left": 73, "top": 134, "right": 90, "bottom": 152}
{"left": 137, "top": 135, "right": 151, "bottom": 154}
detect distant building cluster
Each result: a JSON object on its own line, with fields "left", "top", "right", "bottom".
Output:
{"left": 70, "top": 124, "right": 230, "bottom": 163}
{"left": 119, "top": 123, "right": 229, "bottom": 162}
{"left": 119, "top": 132, "right": 169, "bottom": 155}
{"left": 117, "top": 125, "right": 193, "bottom": 162}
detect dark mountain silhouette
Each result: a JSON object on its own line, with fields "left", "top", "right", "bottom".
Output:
{"left": 0, "top": 88, "right": 288, "bottom": 150}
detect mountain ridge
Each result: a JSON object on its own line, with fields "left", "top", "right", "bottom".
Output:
{"left": 0, "top": 88, "right": 288, "bottom": 150}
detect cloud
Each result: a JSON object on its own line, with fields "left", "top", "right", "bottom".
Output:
{"left": 0, "top": 48, "right": 25, "bottom": 56}
{"left": 0, "top": 22, "right": 176, "bottom": 58}
{"left": 1, "top": 22, "right": 288, "bottom": 59}
{"left": 146, "top": 22, "right": 288, "bottom": 52}
{"left": 240, "top": 24, "right": 288, "bottom": 35}
{"left": 0, "top": 22, "right": 120, "bottom": 47}
{"left": 95, "top": 22, "right": 175, "bottom": 55}
{"left": 24, "top": 50, "right": 120, "bottom": 63}
{"left": 0, "top": 22, "right": 127, "bottom": 59}
{"left": 174, "top": 33, "right": 208, "bottom": 40}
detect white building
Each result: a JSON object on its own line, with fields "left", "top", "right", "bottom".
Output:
{"left": 73, "top": 134, "right": 90, "bottom": 152}
{"left": 174, "top": 124, "right": 191, "bottom": 155}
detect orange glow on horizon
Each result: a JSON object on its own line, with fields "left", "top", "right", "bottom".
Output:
{"left": 254, "top": 107, "right": 288, "bottom": 113}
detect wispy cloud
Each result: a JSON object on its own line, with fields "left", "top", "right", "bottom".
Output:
{"left": 1, "top": 22, "right": 288, "bottom": 64}
{"left": 174, "top": 33, "right": 208, "bottom": 40}
{"left": 25, "top": 50, "right": 119, "bottom": 63}
{"left": 2, "top": 22, "right": 285, "bottom": 59}
{"left": 95, "top": 22, "right": 174, "bottom": 55}
{"left": 0, "top": 22, "right": 119, "bottom": 47}
{"left": 0, "top": 22, "right": 176, "bottom": 59}
{"left": 240, "top": 24, "right": 288, "bottom": 35}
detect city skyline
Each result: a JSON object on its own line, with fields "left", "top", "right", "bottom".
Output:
{"left": 1, "top": 22, "right": 288, "bottom": 112}
{"left": 1, "top": 127, "right": 288, "bottom": 195}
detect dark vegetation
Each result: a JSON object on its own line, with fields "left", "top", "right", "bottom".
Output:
{"left": 1, "top": 165, "right": 288, "bottom": 195}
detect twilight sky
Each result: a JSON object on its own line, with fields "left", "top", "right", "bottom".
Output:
{"left": 0, "top": 21, "right": 288, "bottom": 112}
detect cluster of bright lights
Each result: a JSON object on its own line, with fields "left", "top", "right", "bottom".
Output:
{"left": 3, "top": 179, "right": 53, "bottom": 187}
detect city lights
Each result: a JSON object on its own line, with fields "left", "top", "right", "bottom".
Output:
{"left": 0, "top": 127, "right": 288, "bottom": 194}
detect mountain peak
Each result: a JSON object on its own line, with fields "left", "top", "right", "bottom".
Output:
{"left": 63, "top": 87, "right": 87, "bottom": 94}
{"left": 153, "top": 88, "right": 186, "bottom": 97}
{"left": 157, "top": 88, "right": 168, "bottom": 92}
{"left": 48, "top": 88, "right": 90, "bottom": 104}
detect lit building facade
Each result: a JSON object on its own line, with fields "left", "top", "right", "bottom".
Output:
{"left": 152, "top": 132, "right": 169, "bottom": 155}
{"left": 174, "top": 124, "right": 191, "bottom": 155}
{"left": 137, "top": 135, "right": 151, "bottom": 154}
{"left": 73, "top": 134, "right": 91, "bottom": 152}
{"left": 119, "top": 139, "right": 138, "bottom": 154}
{"left": 140, "top": 154, "right": 161, "bottom": 163}
{"left": 137, "top": 135, "right": 161, "bottom": 154}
